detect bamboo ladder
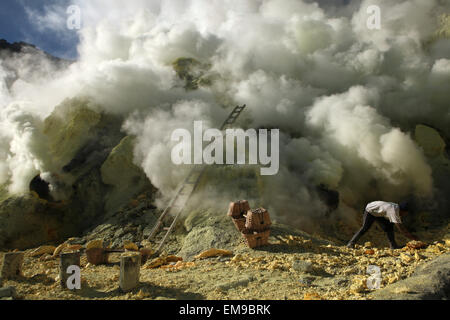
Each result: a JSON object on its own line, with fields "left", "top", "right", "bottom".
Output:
{"left": 147, "top": 105, "right": 247, "bottom": 253}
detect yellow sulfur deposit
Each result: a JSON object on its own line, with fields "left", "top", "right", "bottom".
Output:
{"left": 194, "top": 249, "right": 233, "bottom": 260}
{"left": 350, "top": 277, "right": 367, "bottom": 294}
{"left": 123, "top": 241, "right": 139, "bottom": 252}
{"left": 30, "top": 246, "right": 57, "bottom": 257}
{"left": 145, "top": 257, "right": 167, "bottom": 269}
{"left": 145, "top": 255, "right": 184, "bottom": 269}
{"left": 86, "top": 240, "right": 103, "bottom": 250}
{"left": 304, "top": 292, "right": 322, "bottom": 300}
{"left": 400, "top": 253, "right": 413, "bottom": 264}
{"left": 52, "top": 243, "right": 68, "bottom": 257}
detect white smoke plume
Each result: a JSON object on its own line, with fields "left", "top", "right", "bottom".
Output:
{"left": 1, "top": 0, "right": 449, "bottom": 225}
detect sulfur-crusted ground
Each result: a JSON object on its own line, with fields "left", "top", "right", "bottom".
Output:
{"left": 1, "top": 229, "right": 449, "bottom": 301}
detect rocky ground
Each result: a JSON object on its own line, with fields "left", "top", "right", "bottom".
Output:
{"left": 1, "top": 41, "right": 449, "bottom": 301}
{"left": 1, "top": 213, "right": 449, "bottom": 301}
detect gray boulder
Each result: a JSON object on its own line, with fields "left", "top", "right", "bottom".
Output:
{"left": 0, "top": 286, "right": 18, "bottom": 299}
{"left": 371, "top": 253, "right": 450, "bottom": 300}
{"left": 178, "top": 209, "right": 241, "bottom": 260}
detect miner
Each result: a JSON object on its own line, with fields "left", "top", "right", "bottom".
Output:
{"left": 347, "top": 201, "right": 418, "bottom": 249}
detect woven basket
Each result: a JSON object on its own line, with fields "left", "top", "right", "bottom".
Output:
{"left": 86, "top": 248, "right": 109, "bottom": 265}
{"left": 232, "top": 217, "right": 247, "bottom": 233}
{"left": 245, "top": 208, "right": 272, "bottom": 232}
{"left": 227, "top": 200, "right": 250, "bottom": 218}
{"left": 139, "top": 249, "right": 154, "bottom": 265}
{"left": 243, "top": 229, "right": 271, "bottom": 249}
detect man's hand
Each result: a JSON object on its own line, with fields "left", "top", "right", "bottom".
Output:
{"left": 396, "top": 224, "right": 418, "bottom": 241}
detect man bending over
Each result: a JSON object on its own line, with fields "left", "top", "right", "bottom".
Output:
{"left": 347, "top": 201, "right": 418, "bottom": 249}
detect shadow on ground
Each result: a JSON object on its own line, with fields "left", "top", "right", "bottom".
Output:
{"left": 72, "top": 281, "right": 205, "bottom": 300}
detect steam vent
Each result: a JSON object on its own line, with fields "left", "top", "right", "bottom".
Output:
{"left": 0, "top": 1, "right": 450, "bottom": 305}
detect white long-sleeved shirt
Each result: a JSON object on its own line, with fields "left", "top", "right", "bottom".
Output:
{"left": 366, "top": 201, "right": 402, "bottom": 224}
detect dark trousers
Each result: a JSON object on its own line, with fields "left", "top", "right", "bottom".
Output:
{"left": 348, "top": 210, "right": 397, "bottom": 248}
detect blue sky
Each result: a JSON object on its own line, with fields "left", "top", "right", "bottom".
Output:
{"left": 0, "top": 0, "right": 79, "bottom": 59}
{"left": 0, "top": 0, "right": 353, "bottom": 60}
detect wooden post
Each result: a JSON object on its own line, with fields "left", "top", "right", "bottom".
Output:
{"left": 119, "top": 253, "right": 141, "bottom": 292}
{"left": 59, "top": 251, "right": 80, "bottom": 289}
{"left": 0, "top": 252, "right": 24, "bottom": 280}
